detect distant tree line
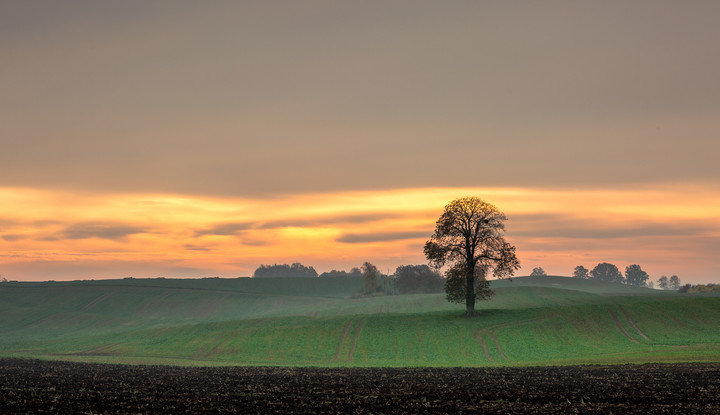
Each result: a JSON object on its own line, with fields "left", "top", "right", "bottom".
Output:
{"left": 393, "top": 264, "right": 444, "bottom": 294}
{"left": 253, "top": 263, "right": 318, "bottom": 278}
{"left": 251, "top": 262, "right": 444, "bottom": 295}
{"left": 657, "top": 275, "right": 681, "bottom": 290}
{"left": 254, "top": 261, "right": 684, "bottom": 293}
{"left": 678, "top": 283, "right": 720, "bottom": 294}
{"left": 318, "top": 268, "right": 362, "bottom": 278}
{"left": 569, "top": 262, "right": 681, "bottom": 290}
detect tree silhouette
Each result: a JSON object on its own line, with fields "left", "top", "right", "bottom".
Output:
{"left": 572, "top": 265, "right": 589, "bottom": 279}
{"left": 425, "top": 197, "right": 519, "bottom": 316}
{"left": 253, "top": 263, "right": 318, "bottom": 278}
{"left": 625, "top": 264, "right": 649, "bottom": 287}
{"left": 361, "top": 262, "right": 382, "bottom": 295}
{"left": 393, "top": 264, "right": 444, "bottom": 294}
{"left": 669, "top": 275, "right": 681, "bottom": 290}
{"left": 590, "top": 263, "right": 624, "bottom": 284}
{"left": 530, "top": 267, "right": 546, "bottom": 277}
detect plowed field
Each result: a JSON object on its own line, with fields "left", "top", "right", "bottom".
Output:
{"left": 1, "top": 359, "right": 718, "bottom": 414}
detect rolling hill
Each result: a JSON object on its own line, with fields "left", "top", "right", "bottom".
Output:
{"left": 0, "top": 276, "right": 718, "bottom": 366}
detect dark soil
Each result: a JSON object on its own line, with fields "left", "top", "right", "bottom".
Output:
{"left": 1, "top": 358, "right": 718, "bottom": 414}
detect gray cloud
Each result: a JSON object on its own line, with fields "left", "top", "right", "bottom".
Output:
{"left": 258, "top": 213, "right": 406, "bottom": 229}
{"left": 337, "top": 231, "right": 430, "bottom": 244}
{"left": 509, "top": 214, "right": 715, "bottom": 239}
{"left": 194, "top": 223, "right": 254, "bottom": 237}
{"left": 57, "top": 223, "right": 149, "bottom": 240}
{"left": 184, "top": 244, "right": 211, "bottom": 251}
{"left": 195, "top": 213, "right": 405, "bottom": 237}
{"left": 1, "top": 234, "right": 26, "bottom": 242}
{"left": 237, "top": 238, "right": 269, "bottom": 247}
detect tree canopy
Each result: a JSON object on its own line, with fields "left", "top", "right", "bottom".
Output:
{"left": 590, "top": 262, "right": 624, "bottom": 284}
{"left": 530, "top": 267, "right": 546, "bottom": 277}
{"left": 319, "top": 267, "right": 362, "bottom": 278}
{"left": 424, "top": 197, "right": 519, "bottom": 316}
{"left": 624, "top": 264, "right": 649, "bottom": 287}
{"left": 572, "top": 265, "right": 590, "bottom": 279}
{"left": 360, "top": 262, "right": 383, "bottom": 295}
{"left": 669, "top": 275, "right": 681, "bottom": 290}
{"left": 679, "top": 283, "right": 719, "bottom": 294}
{"left": 393, "top": 264, "right": 444, "bottom": 294}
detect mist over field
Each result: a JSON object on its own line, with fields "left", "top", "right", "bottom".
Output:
{"left": 1, "top": 275, "right": 718, "bottom": 367}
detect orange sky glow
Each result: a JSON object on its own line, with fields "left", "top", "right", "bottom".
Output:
{"left": 1, "top": 185, "right": 718, "bottom": 283}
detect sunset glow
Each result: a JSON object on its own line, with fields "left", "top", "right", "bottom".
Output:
{"left": 1, "top": 185, "right": 718, "bottom": 282}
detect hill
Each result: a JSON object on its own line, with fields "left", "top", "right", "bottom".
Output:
{"left": 0, "top": 276, "right": 718, "bottom": 366}
{"left": 494, "top": 275, "right": 669, "bottom": 295}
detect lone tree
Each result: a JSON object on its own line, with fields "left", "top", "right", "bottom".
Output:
{"left": 625, "top": 264, "right": 649, "bottom": 287}
{"left": 425, "top": 197, "right": 519, "bottom": 316}
{"left": 530, "top": 267, "right": 546, "bottom": 277}
{"left": 657, "top": 275, "right": 669, "bottom": 289}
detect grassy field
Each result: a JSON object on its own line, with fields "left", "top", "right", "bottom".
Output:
{"left": 0, "top": 276, "right": 718, "bottom": 366}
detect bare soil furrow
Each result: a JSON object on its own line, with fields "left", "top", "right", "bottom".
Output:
{"left": 331, "top": 320, "right": 354, "bottom": 363}
{"left": 475, "top": 331, "right": 493, "bottom": 362}
{"left": 619, "top": 306, "right": 651, "bottom": 341}
{"left": 347, "top": 318, "right": 366, "bottom": 363}
{"left": 608, "top": 308, "right": 640, "bottom": 344}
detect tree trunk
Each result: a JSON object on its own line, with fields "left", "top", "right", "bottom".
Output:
{"left": 465, "top": 263, "right": 475, "bottom": 316}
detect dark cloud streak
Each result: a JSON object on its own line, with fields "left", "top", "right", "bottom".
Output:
{"left": 194, "top": 223, "right": 254, "bottom": 237}
{"left": 57, "top": 223, "right": 149, "bottom": 240}
{"left": 1, "top": 234, "right": 26, "bottom": 242}
{"left": 337, "top": 231, "right": 430, "bottom": 244}
{"left": 194, "top": 213, "right": 406, "bottom": 237}
{"left": 184, "top": 244, "right": 211, "bottom": 252}
{"left": 510, "top": 214, "right": 716, "bottom": 240}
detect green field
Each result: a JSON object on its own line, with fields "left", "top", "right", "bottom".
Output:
{"left": 1, "top": 276, "right": 719, "bottom": 366}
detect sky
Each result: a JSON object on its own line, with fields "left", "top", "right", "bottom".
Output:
{"left": 1, "top": 1, "right": 719, "bottom": 283}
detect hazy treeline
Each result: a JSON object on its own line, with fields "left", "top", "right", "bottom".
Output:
{"left": 252, "top": 263, "right": 444, "bottom": 295}
{"left": 319, "top": 268, "right": 362, "bottom": 278}
{"left": 569, "top": 263, "right": 680, "bottom": 290}
{"left": 527, "top": 263, "right": 682, "bottom": 290}
{"left": 253, "top": 263, "right": 319, "bottom": 278}
{"left": 678, "top": 283, "right": 720, "bottom": 294}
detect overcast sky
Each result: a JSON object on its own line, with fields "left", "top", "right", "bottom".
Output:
{"left": 1, "top": 1, "right": 719, "bottom": 282}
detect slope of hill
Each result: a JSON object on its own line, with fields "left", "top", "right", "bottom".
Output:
{"left": 0, "top": 276, "right": 718, "bottom": 366}
{"left": 495, "top": 275, "right": 670, "bottom": 295}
